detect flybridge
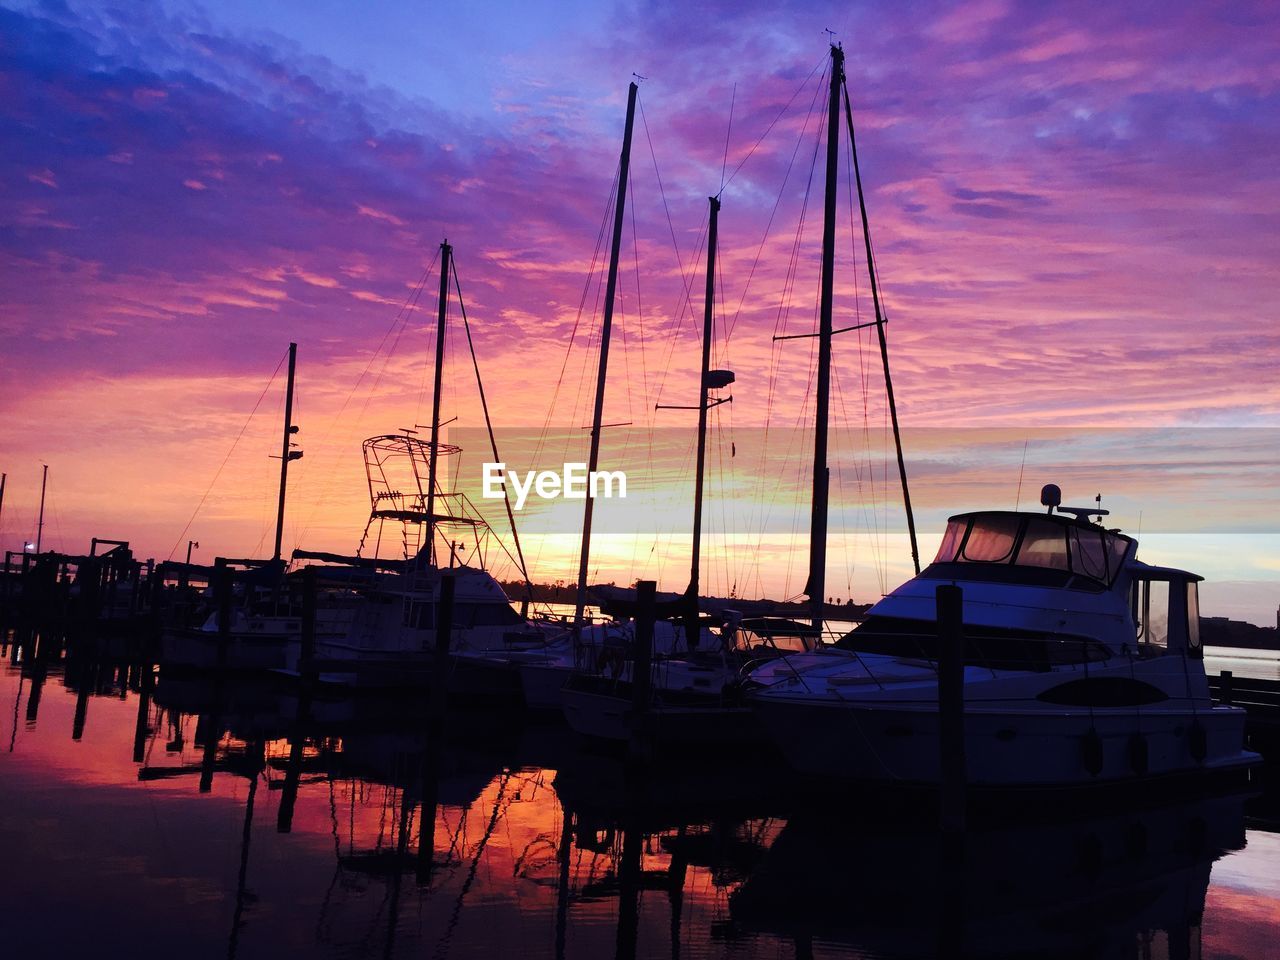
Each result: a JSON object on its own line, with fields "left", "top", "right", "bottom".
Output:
{"left": 482, "top": 462, "right": 627, "bottom": 511}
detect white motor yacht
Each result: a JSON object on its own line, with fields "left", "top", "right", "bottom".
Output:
{"left": 748, "top": 488, "right": 1259, "bottom": 787}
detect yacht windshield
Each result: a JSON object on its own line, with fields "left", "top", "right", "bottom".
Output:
{"left": 932, "top": 513, "right": 1131, "bottom": 585}
{"left": 960, "top": 515, "right": 1019, "bottom": 562}
{"left": 1017, "top": 518, "right": 1069, "bottom": 570}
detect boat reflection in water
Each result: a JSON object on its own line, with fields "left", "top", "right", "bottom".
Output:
{"left": 732, "top": 790, "right": 1248, "bottom": 959}
{"left": 0, "top": 634, "right": 1274, "bottom": 960}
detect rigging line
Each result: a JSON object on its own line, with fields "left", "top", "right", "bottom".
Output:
{"left": 637, "top": 95, "right": 699, "bottom": 333}
{"left": 725, "top": 59, "right": 829, "bottom": 347}
{"left": 712, "top": 241, "right": 735, "bottom": 594}
{"left": 747, "top": 73, "right": 825, "bottom": 561}
{"left": 362, "top": 266, "right": 433, "bottom": 416}
{"left": 721, "top": 53, "right": 827, "bottom": 194}
{"left": 617, "top": 168, "right": 637, "bottom": 431}
{"left": 167, "top": 349, "right": 288, "bottom": 561}
{"left": 530, "top": 167, "right": 617, "bottom": 457}
{"left": 841, "top": 74, "right": 918, "bottom": 574}
{"left": 528, "top": 169, "right": 618, "bottom": 574}
{"left": 720, "top": 82, "right": 736, "bottom": 194}
{"left": 838, "top": 123, "right": 886, "bottom": 592}
{"left": 294, "top": 248, "right": 441, "bottom": 545}
{"left": 627, "top": 162, "right": 651, "bottom": 414}
{"left": 451, "top": 259, "right": 533, "bottom": 597}
{"left": 1014, "top": 439, "right": 1030, "bottom": 510}
{"left": 651, "top": 220, "right": 708, "bottom": 412}
{"left": 730, "top": 73, "right": 828, "bottom": 593}
{"left": 251, "top": 382, "right": 287, "bottom": 558}
{"left": 858, "top": 321, "right": 886, "bottom": 594}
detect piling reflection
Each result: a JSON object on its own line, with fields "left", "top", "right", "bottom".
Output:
{"left": 0, "top": 625, "right": 1275, "bottom": 960}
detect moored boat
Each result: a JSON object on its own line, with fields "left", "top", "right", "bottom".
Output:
{"left": 747, "top": 487, "right": 1260, "bottom": 787}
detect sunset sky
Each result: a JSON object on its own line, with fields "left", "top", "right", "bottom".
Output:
{"left": 1, "top": 0, "right": 1277, "bottom": 622}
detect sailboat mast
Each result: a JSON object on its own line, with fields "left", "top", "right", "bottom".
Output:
{"left": 425, "top": 241, "right": 452, "bottom": 567}
{"left": 36, "top": 463, "right": 48, "bottom": 553}
{"left": 272, "top": 342, "right": 297, "bottom": 563}
{"left": 689, "top": 195, "right": 719, "bottom": 600}
{"left": 809, "top": 45, "right": 843, "bottom": 634}
{"left": 573, "top": 82, "right": 639, "bottom": 628}
{"left": 843, "top": 83, "right": 920, "bottom": 574}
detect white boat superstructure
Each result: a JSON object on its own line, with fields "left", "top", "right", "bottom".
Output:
{"left": 749, "top": 495, "right": 1259, "bottom": 787}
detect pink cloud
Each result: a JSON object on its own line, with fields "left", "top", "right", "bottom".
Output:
{"left": 27, "top": 167, "right": 58, "bottom": 188}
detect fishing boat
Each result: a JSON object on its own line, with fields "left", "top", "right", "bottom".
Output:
{"left": 290, "top": 243, "right": 554, "bottom": 689}
{"left": 747, "top": 485, "right": 1261, "bottom": 787}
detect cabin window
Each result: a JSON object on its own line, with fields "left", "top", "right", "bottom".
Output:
{"left": 1133, "top": 580, "right": 1170, "bottom": 648}
{"left": 959, "top": 515, "right": 1019, "bottom": 563}
{"left": 933, "top": 520, "right": 967, "bottom": 563}
{"left": 1016, "top": 518, "right": 1069, "bottom": 570}
{"left": 1108, "top": 536, "right": 1130, "bottom": 575}
{"left": 1186, "top": 582, "right": 1201, "bottom": 655}
{"left": 405, "top": 601, "right": 433, "bottom": 630}
{"left": 1069, "top": 527, "right": 1109, "bottom": 580}
{"left": 1037, "top": 677, "right": 1169, "bottom": 707}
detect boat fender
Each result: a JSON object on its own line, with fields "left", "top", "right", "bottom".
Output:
{"left": 1128, "top": 733, "right": 1149, "bottom": 775}
{"left": 1082, "top": 728, "right": 1104, "bottom": 777}
{"left": 1188, "top": 720, "right": 1208, "bottom": 763}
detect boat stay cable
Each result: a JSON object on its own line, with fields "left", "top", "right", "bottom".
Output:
{"left": 291, "top": 246, "right": 441, "bottom": 549}
{"left": 450, "top": 258, "right": 533, "bottom": 600}
{"left": 739, "top": 64, "right": 827, "bottom": 601}
{"left": 841, "top": 75, "right": 920, "bottom": 575}
{"left": 167, "top": 347, "right": 288, "bottom": 560}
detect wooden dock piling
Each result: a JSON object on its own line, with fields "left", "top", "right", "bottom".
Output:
{"left": 214, "top": 559, "right": 231, "bottom": 672}
{"left": 418, "top": 571, "right": 456, "bottom": 884}
{"left": 937, "top": 584, "right": 966, "bottom": 833}
{"left": 628, "top": 580, "right": 657, "bottom": 762}
{"left": 429, "top": 573, "right": 456, "bottom": 721}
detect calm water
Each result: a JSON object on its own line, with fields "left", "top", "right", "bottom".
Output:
{"left": 1206, "top": 646, "right": 1280, "bottom": 682}
{"left": 1, "top": 633, "right": 1278, "bottom": 960}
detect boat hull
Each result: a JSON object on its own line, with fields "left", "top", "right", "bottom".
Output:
{"left": 752, "top": 695, "right": 1257, "bottom": 787}
{"left": 562, "top": 685, "right": 762, "bottom": 747}
{"left": 160, "top": 627, "right": 291, "bottom": 672}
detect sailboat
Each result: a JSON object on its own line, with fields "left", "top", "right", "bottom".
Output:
{"left": 159, "top": 342, "right": 313, "bottom": 672}
{"left": 514, "top": 83, "right": 726, "bottom": 712}
{"left": 558, "top": 43, "right": 901, "bottom": 746}
{"left": 557, "top": 192, "right": 805, "bottom": 744}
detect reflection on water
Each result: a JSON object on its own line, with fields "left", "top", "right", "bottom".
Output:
{"left": 1, "top": 628, "right": 1278, "bottom": 960}
{"left": 1206, "top": 646, "right": 1280, "bottom": 682}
